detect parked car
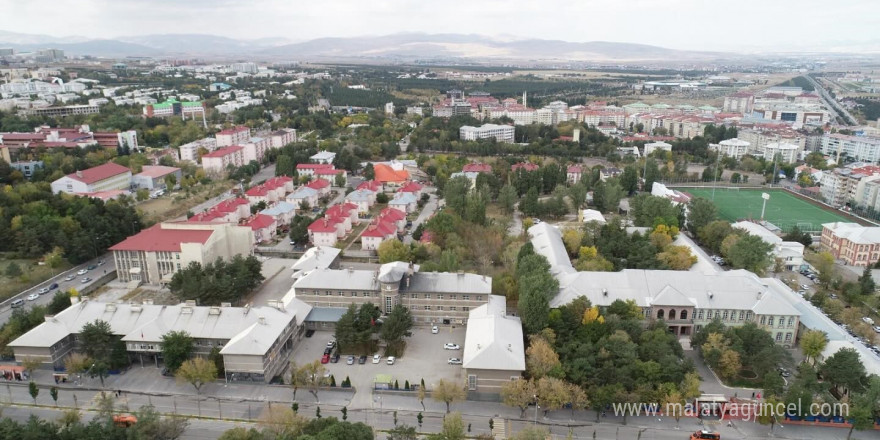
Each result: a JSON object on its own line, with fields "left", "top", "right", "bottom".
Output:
{"left": 873, "top": 326, "right": 880, "bottom": 333}
{"left": 11, "top": 299, "right": 24, "bottom": 308}
{"left": 326, "top": 340, "right": 336, "bottom": 349}
{"left": 330, "top": 353, "right": 340, "bottom": 363}
{"left": 444, "top": 343, "right": 460, "bottom": 350}
{"left": 97, "top": 260, "right": 106, "bottom": 266}
{"left": 801, "top": 284, "right": 810, "bottom": 290}
{"left": 358, "top": 355, "right": 367, "bottom": 364}
{"left": 87, "top": 264, "right": 97, "bottom": 271}
{"left": 386, "top": 356, "right": 396, "bottom": 365}
{"left": 305, "top": 329, "right": 315, "bottom": 338}
{"left": 347, "top": 356, "right": 355, "bottom": 365}
{"left": 372, "top": 354, "right": 381, "bottom": 364}
{"left": 448, "top": 358, "right": 462, "bottom": 365}
{"left": 323, "top": 347, "right": 332, "bottom": 356}
{"left": 26, "top": 294, "right": 39, "bottom": 301}
{"left": 64, "top": 275, "right": 75, "bottom": 281}
{"left": 863, "top": 317, "right": 875, "bottom": 325}
{"left": 431, "top": 326, "right": 439, "bottom": 334}
{"left": 321, "top": 354, "right": 330, "bottom": 364}
{"left": 38, "top": 287, "right": 50, "bottom": 295}
{"left": 76, "top": 269, "right": 88, "bottom": 275}
{"left": 81, "top": 277, "right": 92, "bottom": 283}
{"left": 49, "top": 283, "right": 58, "bottom": 290}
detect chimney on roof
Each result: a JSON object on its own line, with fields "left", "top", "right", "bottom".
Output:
{"left": 76, "top": 170, "right": 83, "bottom": 178}
{"left": 258, "top": 316, "right": 266, "bottom": 325}
{"left": 708, "top": 291, "right": 714, "bottom": 299}
{"left": 603, "top": 288, "right": 608, "bottom": 296}
{"left": 44, "top": 314, "right": 55, "bottom": 322}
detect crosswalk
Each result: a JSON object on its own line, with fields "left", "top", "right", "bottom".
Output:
{"left": 490, "top": 418, "right": 507, "bottom": 439}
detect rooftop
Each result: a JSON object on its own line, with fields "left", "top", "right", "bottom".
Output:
{"left": 109, "top": 223, "right": 214, "bottom": 252}
{"left": 201, "top": 145, "right": 243, "bottom": 158}
{"left": 64, "top": 162, "right": 130, "bottom": 184}
{"left": 822, "top": 222, "right": 880, "bottom": 244}
{"left": 462, "top": 295, "right": 525, "bottom": 372}
{"left": 135, "top": 165, "right": 180, "bottom": 179}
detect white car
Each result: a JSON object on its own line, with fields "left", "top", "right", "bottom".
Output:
{"left": 81, "top": 277, "right": 92, "bottom": 284}
{"left": 863, "top": 317, "right": 875, "bottom": 325}
{"left": 444, "top": 343, "right": 460, "bottom": 350}
{"left": 26, "top": 294, "right": 39, "bottom": 301}
{"left": 431, "top": 326, "right": 439, "bottom": 334}
{"left": 873, "top": 326, "right": 880, "bottom": 334}
{"left": 372, "top": 354, "right": 381, "bottom": 364}
{"left": 386, "top": 356, "right": 396, "bottom": 365}
{"left": 800, "top": 284, "right": 809, "bottom": 290}
{"left": 38, "top": 287, "right": 50, "bottom": 295}
{"left": 64, "top": 275, "right": 75, "bottom": 281}
{"left": 448, "top": 358, "right": 462, "bottom": 365}
{"left": 76, "top": 269, "right": 88, "bottom": 275}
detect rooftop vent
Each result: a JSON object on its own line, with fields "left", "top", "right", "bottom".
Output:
{"left": 708, "top": 291, "right": 714, "bottom": 299}
{"left": 258, "top": 316, "right": 267, "bottom": 325}
{"left": 105, "top": 304, "right": 117, "bottom": 312}
{"left": 130, "top": 305, "right": 142, "bottom": 313}
{"left": 208, "top": 307, "right": 221, "bottom": 315}
{"left": 184, "top": 300, "right": 196, "bottom": 307}
{"left": 602, "top": 288, "right": 608, "bottom": 297}
{"left": 220, "top": 302, "right": 232, "bottom": 307}
{"left": 181, "top": 306, "right": 193, "bottom": 314}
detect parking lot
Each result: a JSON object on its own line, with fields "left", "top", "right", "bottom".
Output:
{"left": 292, "top": 326, "right": 467, "bottom": 404}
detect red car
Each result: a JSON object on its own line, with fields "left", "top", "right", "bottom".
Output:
{"left": 321, "top": 354, "right": 330, "bottom": 364}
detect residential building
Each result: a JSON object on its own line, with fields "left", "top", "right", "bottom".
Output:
{"left": 1, "top": 125, "right": 138, "bottom": 153}
{"left": 345, "top": 189, "right": 376, "bottom": 213}
{"left": 723, "top": 92, "right": 755, "bottom": 114}
{"left": 599, "top": 167, "right": 621, "bottom": 181}
{"left": 651, "top": 182, "right": 692, "bottom": 206}
{"left": 462, "top": 295, "right": 525, "bottom": 396}
{"left": 216, "top": 126, "right": 251, "bottom": 147}
{"left": 511, "top": 162, "right": 539, "bottom": 172}
{"left": 732, "top": 221, "right": 804, "bottom": 270}
{"left": 268, "top": 129, "right": 296, "bottom": 148}
{"left": 709, "top": 138, "right": 751, "bottom": 160}
{"left": 242, "top": 136, "right": 270, "bottom": 163}
{"left": 388, "top": 192, "right": 418, "bottom": 213}
{"left": 287, "top": 187, "right": 319, "bottom": 210}
{"left": 178, "top": 138, "right": 217, "bottom": 162}
{"left": 260, "top": 202, "right": 297, "bottom": 227}
{"left": 201, "top": 146, "right": 245, "bottom": 175}
{"left": 291, "top": 247, "right": 341, "bottom": 279}
{"left": 459, "top": 124, "right": 515, "bottom": 143}
{"left": 761, "top": 142, "right": 799, "bottom": 164}
{"left": 821, "top": 222, "right": 880, "bottom": 266}
{"left": 188, "top": 197, "right": 250, "bottom": 223}
{"left": 306, "top": 178, "right": 331, "bottom": 196}
{"left": 295, "top": 163, "right": 333, "bottom": 177}
{"left": 307, "top": 218, "right": 339, "bottom": 247}
{"left": 821, "top": 133, "right": 880, "bottom": 164}
{"left": 9, "top": 295, "right": 312, "bottom": 383}
{"left": 643, "top": 141, "right": 672, "bottom": 157}
{"left": 10, "top": 160, "right": 42, "bottom": 178}
{"left": 131, "top": 166, "right": 181, "bottom": 190}
{"left": 361, "top": 222, "right": 398, "bottom": 251}
{"left": 109, "top": 221, "right": 254, "bottom": 285}
{"left": 292, "top": 261, "right": 493, "bottom": 324}
{"left": 244, "top": 214, "right": 277, "bottom": 244}
{"left": 21, "top": 105, "right": 100, "bottom": 117}
{"left": 373, "top": 163, "right": 410, "bottom": 187}
{"left": 567, "top": 165, "right": 584, "bottom": 185}
{"left": 737, "top": 125, "right": 806, "bottom": 155}
{"left": 529, "top": 223, "right": 801, "bottom": 344}
{"left": 50, "top": 162, "right": 132, "bottom": 195}
{"left": 310, "top": 151, "right": 336, "bottom": 164}
{"left": 397, "top": 181, "right": 423, "bottom": 198}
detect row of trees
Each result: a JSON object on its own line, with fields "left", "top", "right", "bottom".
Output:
{"left": 168, "top": 255, "right": 264, "bottom": 305}
{"left": 333, "top": 303, "right": 414, "bottom": 356}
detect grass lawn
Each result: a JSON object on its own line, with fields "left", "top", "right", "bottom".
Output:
{"left": 682, "top": 188, "right": 851, "bottom": 233}
{"left": 139, "top": 181, "right": 235, "bottom": 224}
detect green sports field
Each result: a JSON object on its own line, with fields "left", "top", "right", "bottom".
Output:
{"left": 681, "top": 188, "right": 851, "bottom": 233}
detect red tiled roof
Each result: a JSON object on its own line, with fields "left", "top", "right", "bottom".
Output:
{"left": 462, "top": 163, "right": 492, "bottom": 173}
{"left": 361, "top": 221, "right": 397, "bottom": 238}
{"left": 308, "top": 218, "right": 337, "bottom": 233}
{"left": 306, "top": 178, "right": 330, "bottom": 190}
{"left": 76, "top": 189, "right": 127, "bottom": 201}
{"left": 244, "top": 214, "right": 275, "bottom": 230}
{"left": 202, "top": 145, "right": 243, "bottom": 158}
{"left": 511, "top": 162, "right": 539, "bottom": 172}
{"left": 296, "top": 163, "right": 334, "bottom": 170}
{"left": 67, "top": 162, "right": 131, "bottom": 184}
{"left": 245, "top": 184, "right": 269, "bottom": 196}
{"left": 357, "top": 180, "right": 382, "bottom": 192}
{"left": 373, "top": 164, "right": 409, "bottom": 183}
{"left": 215, "top": 197, "right": 248, "bottom": 212}
{"left": 567, "top": 165, "right": 583, "bottom": 173}
{"left": 266, "top": 176, "right": 293, "bottom": 186}
{"left": 110, "top": 224, "right": 214, "bottom": 252}
{"left": 188, "top": 210, "right": 225, "bottom": 222}
{"left": 397, "top": 181, "right": 423, "bottom": 193}
{"left": 420, "top": 231, "right": 434, "bottom": 243}
{"left": 326, "top": 204, "right": 352, "bottom": 218}
{"left": 379, "top": 207, "right": 406, "bottom": 221}
{"left": 316, "top": 168, "right": 344, "bottom": 175}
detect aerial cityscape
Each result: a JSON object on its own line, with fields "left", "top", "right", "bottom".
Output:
{"left": 2, "top": 1, "right": 880, "bottom": 439}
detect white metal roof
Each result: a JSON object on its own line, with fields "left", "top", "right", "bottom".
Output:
{"left": 291, "top": 246, "right": 341, "bottom": 272}
{"left": 462, "top": 295, "right": 525, "bottom": 372}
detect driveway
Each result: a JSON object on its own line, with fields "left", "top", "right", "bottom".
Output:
{"left": 403, "top": 190, "right": 438, "bottom": 244}
{"left": 508, "top": 203, "right": 523, "bottom": 236}
{"left": 292, "top": 327, "right": 467, "bottom": 409}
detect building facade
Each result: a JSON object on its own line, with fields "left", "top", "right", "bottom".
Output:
{"left": 821, "top": 222, "right": 880, "bottom": 266}
{"left": 50, "top": 162, "right": 132, "bottom": 195}
{"left": 459, "top": 124, "right": 515, "bottom": 143}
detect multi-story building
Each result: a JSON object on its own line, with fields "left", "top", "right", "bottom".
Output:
{"left": 821, "top": 133, "right": 880, "bottom": 164}
{"left": 567, "top": 165, "right": 584, "bottom": 185}
{"left": 142, "top": 99, "right": 206, "bottom": 126}
{"left": 0, "top": 125, "right": 138, "bottom": 153}
{"left": 821, "top": 222, "right": 880, "bottom": 267}
{"left": 459, "top": 124, "right": 515, "bottom": 143}
{"left": 242, "top": 136, "right": 270, "bottom": 163}
{"left": 643, "top": 141, "right": 672, "bottom": 157}
{"left": 732, "top": 221, "right": 804, "bottom": 271}
{"left": 201, "top": 146, "right": 245, "bottom": 175}
{"left": 216, "top": 126, "right": 251, "bottom": 147}
{"left": 268, "top": 128, "right": 296, "bottom": 148}
{"left": 462, "top": 295, "right": 525, "bottom": 397}
{"left": 709, "top": 138, "right": 751, "bottom": 159}
{"left": 131, "top": 165, "right": 182, "bottom": 190}
{"left": 529, "top": 223, "right": 801, "bottom": 346}
{"left": 20, "top": 105, "right": 100, "bottom": 117}
{"left": 109, "top": 221, "right": 254, "bottom": 285}
{"left": 761, "top": 142, "right": 799, "bottom": 164}
{"left": 8, "top": 294, "right": 313, "bottom": 383}
{"left": 737, "top": 125, "right": 806, "bottom": 157}
{"left": 292, "top": 261, "right": 493, "bottom": 325}
{"left": 178, "top": 138, "right": 217, "bottom": 162}
{"left": 723, "top": 92, "right": 755, "bottom": 114}
{"left": 50, "top": 162, "right": 132, "bottom": 195}
{"left": 10, "top": 160, "right": 42, "bottom": 178}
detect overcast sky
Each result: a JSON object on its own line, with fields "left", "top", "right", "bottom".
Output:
{"left": 2, "top": 0, "right": 876, "bottom": 52}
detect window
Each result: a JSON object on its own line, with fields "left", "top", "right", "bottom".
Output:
{"left": 411, "top": 294, "right": 418, "bottom": 299}
{"left": 338, "top": 291, "right": 344, "bottom": 296}
{"left": 746, "top": 311, "right": 753, "bottom": 321}
{"left": 352, "top": 292, "right": 357, "bottom": 297}
{"left": 437, "top": 306, "right": 444, "bottom": 311}
{"left": 450, "top": 295, "right": 456, "bottom": 300}
{"left": 778, "top": 317, "right": 784, "bottom": 328}
{"left": 697, "top": 310, "right": 704, "bottom": 320}
{"left": 437, "top": 294, "right": 443, "bottom": 300}
{"left": 410, "top": 305, "right": 416, "bottom": 310}
{"left": 722, "top": 311, "right": 729, "bottom": 320}
{"left": 768, "top": 317, "right": 775, "bottom": 326}
{"left": 363, "top": 292, "right": 370, "bottom": 297}
{"left": 425, "top": 306, "right": 431, "bottom": 311}
{"left": 425, "top": 294, "right": 431, "bottom": 300}
{"left": 739, "top": 311, "right": 744, "bottom": 321}
{"left": 680, "top": 310, "right": 687, "bottom": 320}
{"left": 468, "top": 375, "right": 477, "bottom": 391}
{"left": 760, "top": 316, "right": 766, "bottom": 325}
{"left": 714, "top": 310, "right": 720, "bottom": 319}
{"left": 785, "top": 333, "right": 792, "bottom": 343}
{"left": 787, "top": 317, "right": 794, "bottom": 328}
{"left": 775, "top": 333, "right": 782, "bottom": 342}
{"left": 449, "top": 307, "right": 456, "bottom": 311}
{"left": 463, "top": 295, "right": 470, "bottom": 301}
{"left": 463, "top": 307, "right": 470, "bottom": 312}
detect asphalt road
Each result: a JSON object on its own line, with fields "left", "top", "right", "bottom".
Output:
{"left": 0, "top": 255, "right": 114, "bottom": 326}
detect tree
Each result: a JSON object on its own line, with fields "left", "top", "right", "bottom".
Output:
{"left": 620, "top": 166, "right": 639, "bottom": 195}
{"left": 64, "top": 353, "right": 90, "bottom": 382}
{"left": 47, "top": 291, "right": 72, "bottom": 314}
{"left": 388, "top": 424, "right": 418, "bottom": 440}
{"left": 511, "top": 427, "right": 551, "bottom": 440}
{"left": 518, "top": 276, "right": 551, "bottom": 335}
{"left": 364, "top": 163, "right": 375, "bottom": 180}
{"left": 161, "top": 331, "right": 193, "bottom": 373}
{"left": 724, "top": 234, "right": 773, "bottom": 275}
{"left": 20, "top": 356, "right": 41, "bottom": 378}
{"left": 258, "top": 405, "right": 306, "bottom": 438}
{"left": 380, "top": 304, "right": 413, "bottom": 352}
{"left": 79, "top": 319, "right": 121, "bottom": 384}
{"left": 662, "top": 388, "right": 685, "bottom": 427}
{"left": 135, "top": 404, "right": 189, "bottom": 440}
{"left": 28, "top": 381, "right": 38, "bottom": 404}
{"left": 176, "top": 357, "right": 217, "bottom": 416}
{"left": 681, "top": 372, "right": 701, "bottom": 399}
{"left": 526, "top": 337, "right": 561, "bottom": 379}
{"left": 821, "top": 347, "right": 866, "bottom": 393}
{"left": 799, "top": 330, "right": 828, "bottom": 365}
{"left": 859, "top": 266, "right": 876, "bottom": 295}
{"left": 534, "top": 377, "right": 570, "bottom": 417}
{"left": 289, "top": 215, "right": 311, "bottom": 245}
{"left": 4, "top": 262, "right": 21, "bottom": 278}
{"left": 756, "top": 396, "right": 781, "bottom": 434}
{"left": 302, "top": 360, "right": 328, "bottom": 401}
{"left": 697, "top": 220, "right": 734, "bottom": 254}
{"left": 498, "top": 185, "right": 517, "bottom": 214}
{"left": 49, "top": 386, "right": 58, "bottom": 406}
{"left": 378, "top": 239, "right": 410, "bottom": 263}
{"left": 657, "top": 245, "right": 697, "bottom": 270}
{"left": 815, "top": 251, "right": 835, "bottom": 287}
{"left": 568, "top": 182, "right": 588, "bottom": 211}
{"left": 433, "top": 379, "right": 466, "bottom": 413}
{"left": 501, "top": 379, "right": 536, "bottom": 418}
{"left": 686, "top": 198, "right": 717, "bottom": 232}
{"left": 848, "top": 391, "right": 878, "bottom": 440}
{"left": 440, "top": 412, "right": 465, "bottom": 440}
{"left": 334, "top": 172, "right": 347, "bottom": 188}
{"left": 643, "top": 159, "right": 661, "bottom": 192}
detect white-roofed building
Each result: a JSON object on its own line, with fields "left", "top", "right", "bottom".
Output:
{"left": 732, "top": 221, "right": 804, "bottom": 271}
{"left": 709, "top": 138, "right": 751, "bottom": 159}
{"left": 643, "top": 141, "right": 672, "bottom": 157}
{"left": 462, "top": 295, "right": 525, "bottom": 397}
{"left": 310, "top": 150, "right": 336, "bottom": 164}
{"left": 528, "top": 223, "right": 801, "bottom": 344}
{"left": 9, "top": 296, "right": 312, "bottom": 383}
{"left": 579, "top": 209, "right": 606, "bottom": 224}
{"left": 821, "top": 222, "right": 880, "bottom": 266}
{"left": 290, "top": 246, "right": 341, "bottom": 280}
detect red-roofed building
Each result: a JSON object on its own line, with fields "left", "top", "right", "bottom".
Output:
{"left": 243, "top": 214, "right": 277, "bottom": 244}
{"left": 306, "top": 178, "right": 331, "bottom": 196}
{"left": 357, "top": 180, "right": 383, "bottom": 193}
{"left": 51, "top": 162, "right": 132, "bottom": 195}
{"left": 326, "top": 205, "right": 356, "bottom": 231}
{"left": 419, "top": 230, "right": 434, "bottom": 244}
{"left": 109, "top": 222, "right": 254, "bottom": 285}
{"left": 215, "top": 197, "right": 250, "bottom": 219}
{"left": 373, "top": 163, "right": 409, "bottom": 186}
{"left": 216, "top": 126, "right": 250, "bottom": 147}
{"left": 245, "top": 178, "right": 290, "bottom": 205}
{"left": 397, "top": 181, "right": 423, "bottom": 198}
{"left": 265, "top": 176, "right": 295, "bottom": 193}
{"left": 361, "top": 220, "right": 398, "bottom": 251}
{"left": 202, "top": 145, "right": 245, "bottom": 175}
{"left": 0, "top": 125, "right": 138, "bottom": 153}
{"left": 77, "top": 190, "right": 128, "bottom": 202}
{"left": 308, "top": 218, "right": 339, "bottom": 247}
{"left": 378, "top": 207, "right": 407, "bottom": 232}
{"left": 462, "top": 162, "right": 492, "bottom": 173}
{"left": 511, "top": 162, "right": 539, "bottom": 172}
{"left": 567, "top": 165, "right": 584, "bottom": 185}
{"left": 315, "top": 167, "right": 347, "bottom": 185}
{"left": 132, "top": 165, "right": 182, "bottom": 190}
{"left": 296, "top": 163, "right": 334, "bottom": 177}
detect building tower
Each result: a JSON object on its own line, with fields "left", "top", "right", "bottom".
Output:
{"left": 522, "top": 91, "right": 527, "bottom": 108}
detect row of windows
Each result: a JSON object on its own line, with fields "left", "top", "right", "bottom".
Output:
{"left": 307, "top": 290, "right": 483, "bottom": 301}
{"left": 776, "top": 332, "right": 793, "bottom": 343}
{"left": 696, "top": 309, "right": 753, "bottom": 322}
{"left": 759, "top": 315, "right": 796, "bottom": 328}
{"left": 409, "top": 305, "right": 469, "bottom": 312}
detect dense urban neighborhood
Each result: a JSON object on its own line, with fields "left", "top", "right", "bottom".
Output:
{"left": 1, "top": 5, "right": 880, "bottom": 439}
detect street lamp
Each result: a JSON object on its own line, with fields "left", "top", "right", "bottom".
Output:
{"left": 534, "top": 394, "right": 539, "bottom": 425}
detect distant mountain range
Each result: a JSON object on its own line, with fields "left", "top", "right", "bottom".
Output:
{"left": 0, "top": 30, "right": 869, "bottom": 62}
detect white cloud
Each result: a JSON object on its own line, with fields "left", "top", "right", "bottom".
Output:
{"left": 0, "top": 0, "right": 875, "bottom": 51}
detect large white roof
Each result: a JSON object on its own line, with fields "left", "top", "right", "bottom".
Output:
{"left": 822, "top": 222, "right": 880, "bottom": 244}
{"left": 462, "top": 295, "right": 525, "bottom": 372}
{"left": 291, "top": 246, "right": 341, "bottom": 273}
